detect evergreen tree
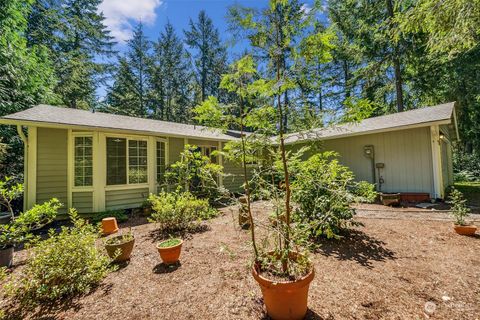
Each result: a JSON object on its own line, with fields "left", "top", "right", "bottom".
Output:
{"left": 0, "top": 0, "right": 58, "bottom": 176}
{"left": 105, "top": 24, "right": 152, "bottom": 117}
{"left": 184, "top": 10, "right": 227, "bottom": 102}
{"left": 151, "top": 22, "right": 192, "bottom": 122}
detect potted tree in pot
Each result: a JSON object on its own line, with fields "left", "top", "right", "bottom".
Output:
{"left": 104, "top": 229, "right": 135, "bottom": 262}
{"left": 0, "top": 198, "right": 61, "bottom": 267}
{"left": 0, "top": 177, "right": 23, "bottom": 225}
{"left": 448, "top": 188, "right": 477, "bottom": 236}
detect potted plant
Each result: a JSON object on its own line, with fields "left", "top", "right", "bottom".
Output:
{"left": 0, "top": 177, "right": 23, "bottom": 225}
{"left": 448, "top": 188, "right": 477, "bottom": 236}
{"left": 156, "top": 238, "right": 183, "bottom": 264}
{"left": 104, "top": 229, "right": 135, "bottom": 262}
{"left": 0, "top": 198, "right": 61, "bottom": 267}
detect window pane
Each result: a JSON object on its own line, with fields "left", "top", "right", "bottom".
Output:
{"left": 74, "top": 136, "right": 93, "bottom": 187}
{"left": 107, "top": 138, "right": 127, "bottom": 185}
{"left": 128, "top": 139, "right": 147, "bottom": 184}
{"left": 156, "top": 141, "right": 166, "bottom": 184}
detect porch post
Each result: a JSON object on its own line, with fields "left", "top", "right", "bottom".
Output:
{"left": 430, "top": 125, "right": 444, "bottom": 199}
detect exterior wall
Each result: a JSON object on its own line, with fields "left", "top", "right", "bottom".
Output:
{"left": 72, "top": 191, "right": 93, "bottom": 214}
{"left": 221, "top": 142, "right": 252, "bottom": 193}
{"left": 168, "top": 137, "right": 184, "bottom": 164}
{"left": 105, "top": 187, "right": 149, "bottom": 211}
{"left": 36, "top": 128, "right": 68, "bottom": 213}
{"left": 298, "top": 127, "right": 435, "bottom": 196}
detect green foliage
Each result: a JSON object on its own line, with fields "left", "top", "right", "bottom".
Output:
{"left": 91, "top": 210, "right": 129, "bottom": 224}
{"left": 6, "top": 209, "right": 113, "bottom": 304}
{"left": 165, "top": 144, "right": 226, "bottom": 203}
{"left": 447, "top": 188, "right": 472, "bottom": 226}
{"left": 292, "top": 152, "right": 370, "bottom": 239}
{"left": 104, "top": 230, "right": 134, "bottom": 246}
{"left": 0, "top": 198, "right": 61, "bottom": 248}
{"left": 353, "top": 181, "right": 378, "bottom": 203}
{"left": 148, "top": 190, "right": 217, "bottom": 233}
{"left": 453, "top": 148, "right": 480, "bottom": 182}
{"left": 340, "top": 97, "right": 377, "bottom": 123}
{"left": 158, "top": 238, "right": 181, "bottom": 248}
{"left": 185, "top": 10, "right": 227, "bottom": 102}
{"left": 0, "top": 176, "right": 23, "bottom": 216}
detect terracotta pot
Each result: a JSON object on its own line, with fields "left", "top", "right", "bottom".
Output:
{"left": 0, "top": 246, "right": 14, "bottom": 268}
{"left": 453, "top": 224, "right": 477, "bottom": 236}
{"left": 105, "top": 236, "right": 135, "bottom": 262}
{"left": 157, "top": 239, "right": 183, "bottom": 264}
{"left": 101, "top": 217, "right": 119, "bottom": 235}
{"left": 252, "top": 262, "right": 315, "bottom": 320}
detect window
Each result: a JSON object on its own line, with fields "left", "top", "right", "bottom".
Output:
{"left": 156, "top": 141, "right": 166, "bottom": 184}
{"left": 74, "top": 137, "right": 93, "bottom": 187}
{"left": 106, "top": 137, "right": 148, "bottom": 185}
{"left": 199, "top": 146, "right": 217, "bottom": 163}
{"left": 107, "top": 138, "right": 127, "bottom": 185}
{"left": 128, "top": 140, "right": 147, "bottom": 183}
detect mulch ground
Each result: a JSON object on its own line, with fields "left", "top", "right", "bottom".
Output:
{"left": 2, "top": 201, "right": 479, "bottom": 319}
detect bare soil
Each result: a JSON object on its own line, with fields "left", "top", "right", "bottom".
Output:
{"left": 2, "top": 201, "right": 479, "bottom": 319}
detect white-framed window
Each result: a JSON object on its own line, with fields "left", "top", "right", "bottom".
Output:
{"left": 198, "top": 145, "right": 217, "bottom": 163}
{"left": 106, "top": 137, "right": 148, "bottom": 185}
{"left": 74, "top": 136, "right": 93, "bottom": 187}
{"left": 156, "top": 140, "right": 166, "bottom": 184}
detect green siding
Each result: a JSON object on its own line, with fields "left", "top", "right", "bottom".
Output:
{"left": 221, "top": 143, "right": 252, "bottom": 193}
{"left": 168, "top": 137, "right": 184, "bottom": 164}
{"left": 36, "top": 128, "right": 68, "bottom": 213}
{"left": 294, "top": 127, "right": 435, "bottom": 196}
{"left": 72, "top": 191, "right": 93, "bottom": 214}
{"left": 105, "top": 187, "right": 149, "bottom": 210}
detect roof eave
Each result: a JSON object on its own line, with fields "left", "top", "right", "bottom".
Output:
{"left": 0, "top": 118, "right": 237, "bottom": 142}
{"left": 283, "top": 119, "right": 453, "bottom": 145}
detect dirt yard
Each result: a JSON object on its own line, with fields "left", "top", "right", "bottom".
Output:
{"left": 2, "top": 201, "right": 479, "bottom": 319}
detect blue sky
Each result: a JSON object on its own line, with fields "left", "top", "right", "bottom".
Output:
{"left": 97, "top": 0, "right": 321, "bottom": 97}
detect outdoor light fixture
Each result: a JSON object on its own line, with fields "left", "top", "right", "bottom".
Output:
{"left": 439, "top": 133, "right": 445, "bottom": 139}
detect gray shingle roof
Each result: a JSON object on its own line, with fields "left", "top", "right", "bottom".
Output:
{"left": 282, "top": 102, "right": 456, "bottom": 144}
{"left": 1, "top": 105, "right": 237, "bottom": 141}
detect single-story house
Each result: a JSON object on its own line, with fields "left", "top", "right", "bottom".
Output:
{"left": 0, "top": 102, "right": 458, "bottom": 213}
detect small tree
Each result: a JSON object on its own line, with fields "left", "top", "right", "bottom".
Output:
{"left": 164, "top": 144, "right": 226, "bottom": 203}
{"left": 448, "top": 188, "right": 472, "bottom": 226}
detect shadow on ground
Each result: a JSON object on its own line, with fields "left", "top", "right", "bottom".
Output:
{"left": 315, "top": 230, "right": 396, "bottom": 268}
{"left": 147, "top": 223, "right": 210, "bottom": 242}
{"left": 152, "top": 261, "right": 182, "bottom": 274}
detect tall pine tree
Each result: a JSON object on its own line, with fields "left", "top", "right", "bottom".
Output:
{"left": 184, "top": 10, "right": 227, "bottom": 103}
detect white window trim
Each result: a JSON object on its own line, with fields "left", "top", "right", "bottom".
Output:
{"left": 155, "top": 138, "right": 169, "bottom": 187}
{"left": 70, "top": 132, "right": 94, "bottom": 192}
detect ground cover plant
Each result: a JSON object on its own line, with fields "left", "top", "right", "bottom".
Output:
{"left": 4, "top": 209, "right": 114, "bottom": 307}
{"left": 157, "top": 238, "right": 182, "bottom": 248}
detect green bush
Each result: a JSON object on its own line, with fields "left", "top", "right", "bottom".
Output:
{"left": 292, "top": 151, "right": 372, "bottom": 239}
{"left": 453, "top": 148, "right": 480, "bottom": 182}
{"left": 148, "top": 189, "right": 217, "bottom": 233}
{"left": 164, "top": 144, "right": 226, "bottom": 203}
{"left": 447, "top": 187, "right": 471, "bottom": 226}
{"left": 91, "top": 210, "right": 129, "bottom": 224}
{"left": 7, "top": 209, "right": 113, "bottom": 304}
{"left": 0, "top": 198, "right": 62, "bottom": 249}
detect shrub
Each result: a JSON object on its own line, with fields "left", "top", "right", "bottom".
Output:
{"left": 7, "top": 209, "right": 113, "bottom": 304}
{"left": 453, "top": 148, "right": 480, "bottom": 182}
{"left": 353, "top": 180, "right": 378, "bottom": 203}
{"left": 292, "top": 151, "right": 372, "bottom": 239}
{"left": 164, "top": 144, "right": 227, "bottom": 203}
{"left": 148, "top": 189, "right": 217, "bottom": 233}
{"left": 0, "top": 176, "right": 23, "bottom": 217}
{"left": 91, "top": 210, "right": 129, "bottom": 224}
{"left": 0, "top": 198, "right": 62, "bottom": 249}
{"left": 447, "top": 188, "right": 471, "bottom": 226}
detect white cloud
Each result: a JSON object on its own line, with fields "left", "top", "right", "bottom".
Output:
{"left": 300, "top": 3, "right": 312, "bottom": 15}
{"left": 99, "top": 0, "right": 163, "bottom": 42}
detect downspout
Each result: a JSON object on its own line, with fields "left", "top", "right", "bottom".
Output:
{"left": 16, "top": 125, "right": 28, "bottom": 211}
